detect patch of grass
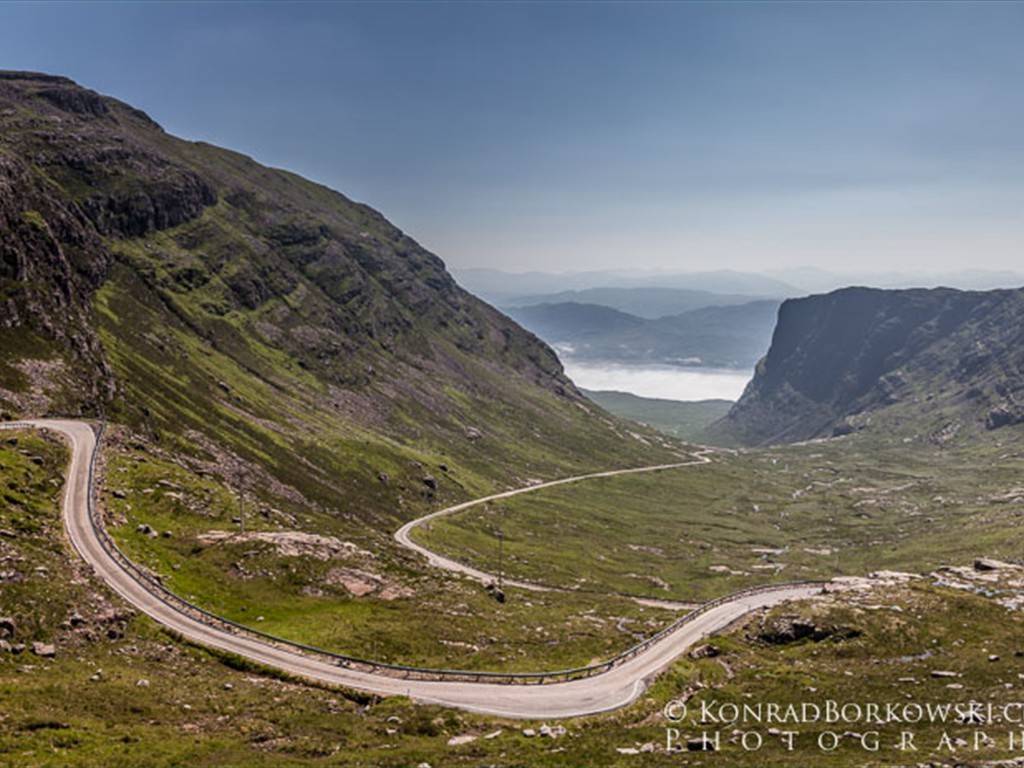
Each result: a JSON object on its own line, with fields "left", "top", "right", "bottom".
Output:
{"left": 417, "top": 429, "right": 1024, "bottom": 601}
{"left": 102, "top": 438, "right": 679, "bottom": 672}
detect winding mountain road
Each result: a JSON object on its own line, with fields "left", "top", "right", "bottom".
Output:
{"left": 394, "top": 452, "right": 713, "bottom": 594}
{"left": 8, "top": 418, "right": 825, "bottom": 719}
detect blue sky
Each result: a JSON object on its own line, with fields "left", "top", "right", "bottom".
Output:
{"left": 2, "top": 1, "right": 1023, "bottom": 273}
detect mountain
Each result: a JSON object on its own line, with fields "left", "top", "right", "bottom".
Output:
{"left": 504, "top": 302, "right": 644, "bottom": 344}
{"left": 504, "top": 286, "right": 777, "bottom": 319}
{"left": 506, "top": 299, "right": 779, "bottom": 369}
{"left": 455, "top": 268, "right": 799, "bottom": 308}
{"left": 707, "top": 286, "right": 1024, "bottom": 446}
{"left": 0, "top": 71, "right": 681, "bottom": 515}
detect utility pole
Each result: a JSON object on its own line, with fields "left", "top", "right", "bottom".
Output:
{"left": 497, "top": 528, "right": 504, "bottom": 591}
{"left": 237, "top": 470, "right": 247, "bottom": 534}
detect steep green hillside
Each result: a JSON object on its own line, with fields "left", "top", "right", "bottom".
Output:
{"left": 0, "top": 71, "right": 682, "bottom": 519}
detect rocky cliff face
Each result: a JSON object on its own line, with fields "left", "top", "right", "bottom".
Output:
{"left": 708, "top": 286, "right": 1024, "bottom": 446}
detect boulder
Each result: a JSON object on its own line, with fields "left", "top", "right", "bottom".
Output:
{"left": 987, "top": 405, "right": 1024, "bottom": 431}
{"left": 974, "top": 558, "right": 1014, "bottom": 572}
{"left": 757, "top": 615, "right": 860, "bottom": 645}
{"left": 689, "top": 643, "right": 720, "bottom": 659}
{"left": 31, "top": 641, "right": 55, "bottom": 658}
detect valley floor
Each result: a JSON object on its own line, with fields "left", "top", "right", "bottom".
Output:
{"left": 4, "top": 424, "right": 1024, "bottom": 765}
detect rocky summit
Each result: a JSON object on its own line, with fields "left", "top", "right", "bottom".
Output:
{"left": 708, "top": 285, "right": 1024, "bottom": 446}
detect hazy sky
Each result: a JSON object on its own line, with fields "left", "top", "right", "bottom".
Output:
{"left": 3, "top": 1, "right": 1023, "bottom": 274}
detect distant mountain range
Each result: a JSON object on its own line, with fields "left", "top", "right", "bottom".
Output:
{"left": 454, "top": 268, "right": 800, "bottom": 306}
{"left": 502, "top": 286, "right": 775, "bottom": 320}
{"left": 507, "top": 300, "right": 780, "bottom": 369}
{"left": 707, "top": 286, "right": 1024, "bottom": 446}
{"left": 456, "top": 266, "right": 1024, "bottom": 309}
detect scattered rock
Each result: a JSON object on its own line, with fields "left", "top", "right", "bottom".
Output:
{"left": 30, "top": 641, "right": 55, "bottom": 658}
{"left": 136, "top": 679, "right": 150, "bottom": 687}
{"left": 974, "top": 558, "right": 1014, "bottom": 572}
{"left": 832, "top": 420, "right": 857, "bottom": 437}
{"left": 464, "top": 427, "right": 483, "bottom": 441}
{"left": 422, "top": 475, "right": 438, "bottom": 491}
{"left": 485, "top": 581, "right": 506, "bottom": 603}
{"left": 197, "top": 530, "right": 373, "bottom": 560}
{"left": 539, "top": 724, "right": 566, "bottom": 738}
{"left": 689, "top": 643, "right": 720, "bottom": 659}
{"left": 987, "top": 405, "right": 1024, "bottom": 430}
{"left": 136, "top": 523, "right": 157, "bottom": 538}
{"left": 447, "top": 734, "right": 477, "bottom": 746}
{"left": 757, "top": 615, "right": 860, "bottom": 645}
{"left": 522, "top": 728, "right": 536, "bottom": 737}
{"left": 0, "top": 617, "right": 14, "bottom": 639}
{"left": 377, "top": 471, "right": 390, "bottom": 485}
{"left": 931, "top": 670, "right": 959, "bottom": 678}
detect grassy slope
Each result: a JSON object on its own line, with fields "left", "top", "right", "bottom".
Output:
{"left": 416, "top": 428, "right": 1024, "bottom": 601}
{"left": 8, "top": 432, "right": 1024, "bottom": 766}
{"left": 100, "top": 429, "right": 677, "bottom": 671}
